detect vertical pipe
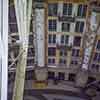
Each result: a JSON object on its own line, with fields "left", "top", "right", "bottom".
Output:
{"left": 12, "top": 0, "right": 32, "bottom": 100}
{"left": 0, "top": 0, "right": 8, "bottom": 100}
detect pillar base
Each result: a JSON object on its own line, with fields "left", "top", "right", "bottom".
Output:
{"left": 35, "top": 67, "right": 47, "bottom": 81}
{"left": 76, "top": 70, "right": 88, "bottom": 87}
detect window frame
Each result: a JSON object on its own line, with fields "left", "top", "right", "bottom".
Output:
{"left": 71, "top": 60, "right": 78, "bottom": 65}
{"left": 48, "top": 19, "right": 57, "bottom": 32}
{"left": 60, "top": 49, "right": 67, "bottom": 57}
{"left": 59, "top": 58, "right": 67, "bottom": 65}
{"left": 73, "top": 36, "right": 81, "bottom": 47}
{"left": 62, "top": 22, "right": 70, "bottom": 32}
{"left": 48, "top": 3, "right": 58, "bottom": 16}
{"left": 75, "top": 21, "right": 84, "bottom": 33}
{"left": 48, "top": 71, "right": 55, "bottom": 79}
{"left": 63, "top": 3, "right": 73, "bottom": 16}
{"left": 72, "top": 49, "right": 80, "bottom": 57}
{"left": 61, "top": 35, "right": 69, "bottom": 45}
{"left": 48, "top": 58, "right": 56, "bottom": 65}
{"left": 48, "top": 34, "right": 56, "bottom": 44}
{"left": 58, "top": 72, "right": 65, "bottom": 80}
{"left": 77, "top": 4, "right": 87, "bottom": 17}
{"left": 48, "top": 47, "right": 56, "bottom": 56}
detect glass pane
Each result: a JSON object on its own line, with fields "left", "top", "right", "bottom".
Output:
{"left": 53, "top": 34, "right": 56, "bottom": 43}
{"left": 61, "top": 35, "right": 64, "bottom": 44}
{"left": 48, "top": 4, "right": 58, "bottom": 16}
{"left": 48, "top": 47, "right": 56, "bottom": 56}
{"left": 48, "top": 34, "right": 52, "bottom": 43}
{"left": 82, "top": 5, "right": 87, "bottom": 17}
{"left": 63, "top": 3, "right": 72, "bottom": 16}
{"left": 75, "top": 21, "right": 80, "bottom": 32}
{"left": 80, "top": 22, "right": 84, "bottom": 32}
{"left": 68, "top": 4, "right": 72, "bottom": 16}
{"left": 73, "top": 36, "right": 81, "bottom": 47}
{"left": 77, "top": 4, "right": 82, "bottom": 17}
{"left": 48, "top": 20, "right": 57, "bottom": 31}
{"left": 62, "top": 23, "right": 70, "bottom": 32}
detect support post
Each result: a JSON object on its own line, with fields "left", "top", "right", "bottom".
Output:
{"left": 0, "top": 0, "right": 8, "bottom": 100}
{"left": 12, "top": 0, "right": 32, "bottom": 100}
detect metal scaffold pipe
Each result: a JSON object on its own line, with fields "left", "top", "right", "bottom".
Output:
{"left": 12, "top": 0, "right": 32, "bottom": 100}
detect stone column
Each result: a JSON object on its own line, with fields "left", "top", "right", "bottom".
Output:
{"left": 35, "top": 4, "right": 45, "bottom": 67}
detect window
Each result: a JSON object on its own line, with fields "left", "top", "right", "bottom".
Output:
{"left": 61, "top": 35, "right": 64, "bottom": 44}
{"left": 27, "top": 59, "right": 34, "bottom": 66}
{"left": 60, "top": 49, "right": 67, "bottom": 56}
{"left": 48, "top": 47, "right": 56, "bottom": 56}
{"left": 63, "top": 3, "right": 72, "bottom": 16}
{"left": 77, "top": 4, "right": 87, "bottom": 17}
{"left": 27, "top": 48, "right": 35, "bottom": 57}
{"left": 25, "top": 70, "right": 35, "bottom": 80}
{"left": 61, "top": 35, "right": 69, "bottom": 45}
{"left": 91, "top": 64, "right": 99, "bottom": 72}
{"left": 72, "top": 49, "right": 80, "bottom": 57}
{"left": 68, "top": 73, "right": 76, "bottom": 82}
{"left": 48, "top": 3, "right": 58, "bottom": 16}
{"left": 73, "top": 36, "right": 81, "bottom": 47}
{"left": 75, "top": 21, "right": 84, "bottom": 33}
{"left": 48, "top": 71, "right": 55, "bottom": 79}
{"left": 71, "top": 60, "right": 78, "bottom": 65}
{"left": 93, "top": 53, "right": 100, "bottom": 62}
{"left": 58, "top": 72, "right": 65, "bottom": 80}
{"left": 48, "top": 20, "right": 57, "bottom": 31}
{"left": 48, "top": 34, "right": 56, "bottom": 44}
{"left": 96, "top": 40, "right": 100, "bottom": 50}
{"left": 59, "top": 58, "right": 66, "bottom": 65}
{"left": 48, "top": 58, "right": 55, "bottom": 64}
{"left": 62, "top": 23, "right": 70, "bottom": 32}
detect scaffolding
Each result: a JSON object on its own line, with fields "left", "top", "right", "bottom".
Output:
{"left": 12, "top": 0, "right": 32, "bottom": 100}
